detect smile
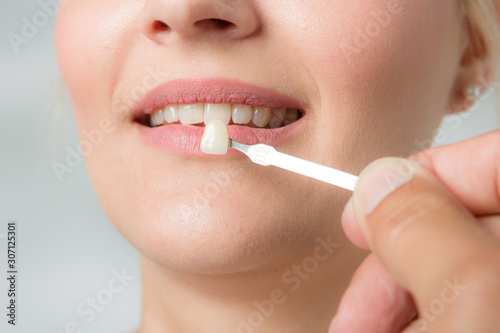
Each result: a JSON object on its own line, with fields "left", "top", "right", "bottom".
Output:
{"left": 133, "top": 79, "right": 307, "bottom": 155}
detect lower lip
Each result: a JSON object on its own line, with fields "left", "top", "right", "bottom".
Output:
{"left": 136, "top": 121, "right": 302, "bottom": 156}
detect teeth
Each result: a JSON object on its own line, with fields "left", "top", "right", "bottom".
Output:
{"left": 201, "top": 119, "right": 229, "bottom": 155}
{"left": 204, "top": 103, "right": 231, "bottom": 125}
{"left": 283, "top": 108, "right": 299, "bottom": 125}
{"left": 150, "top": 108, "right": 164, "bottom": 126}
{"left": 252, "top": 107, "right": 272, "bottom": 128}
{"left": 164, "top": 105, "right": 179, "bottom": 123}
{"left": 179, "top": 103, "right": 204, "bottom": 125}
{"left": 269, "top": 108, "right": 285, "bottom": 129}
{"left": 149, "top": 103, "right": 301, "bottom": 128}
{"left": 232, "top": 104, "right": 252, "bottom": 124}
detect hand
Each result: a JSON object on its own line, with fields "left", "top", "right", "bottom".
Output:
{"left": 331, "top": 130, "right": 500, "bottom": 333}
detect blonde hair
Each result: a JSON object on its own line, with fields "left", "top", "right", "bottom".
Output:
{"left": 462, "top": 0, "right": 500, "bottom": 82}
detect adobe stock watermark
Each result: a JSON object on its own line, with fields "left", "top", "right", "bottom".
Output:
{"left": 411, "top": 278, "right": 467, "bottom": 332}
{"left": 440, "top": 77, "right": 498, "bottom": 134}
{"left": 381, "top": 158, "right": 415, "bottom": 193}
{"left": 51, "top": 65, "right": 169, "bottom": 182}
{"left": 7, "top": 0, "right": 72, "bottom": 54}
{"left": 56, "top": 267, "right": 136, "bottom": 333}
{"left": 112, "top": 65, "right": 170, "bottom": 117}
{"left": 339, "top": 0, "right": 405, "bottom": 63}
{"left": 178, "top": 163, "right": 240, "bottom": 221}
{"left": 236, "top": 235, "right": 341, "bottom": 333}
{"left": 410, "top": 76, "right": 498, "bottom": 156}
{"left": 51, "top": 118, "right": 115, "bottom": 182}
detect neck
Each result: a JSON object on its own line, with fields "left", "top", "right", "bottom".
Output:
{"left": 138, "top": 235, "right": 366, "bottom": 333}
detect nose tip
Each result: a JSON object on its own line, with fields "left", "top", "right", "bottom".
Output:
{"left": 141, "top": 0, "right": 260, "bottom": 42}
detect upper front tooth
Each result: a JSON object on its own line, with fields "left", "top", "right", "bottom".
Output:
{"left": 252, "top": 107, "right": 272, "bottom": 128}
{"left": 164, "top": 105, "right": 179, "bottom": 123}
{"left": 179, "top": 103, "right": 204, "bottom": 125}
{"left": 232, "top": 104, "right": 252, "bottom": 124}
{"left": 204, "top": 103, "right": 231, "bottom": 125}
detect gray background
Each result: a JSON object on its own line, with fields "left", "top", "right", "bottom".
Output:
{"left": 0, "top": 1, "right": 498, "bottom": 332}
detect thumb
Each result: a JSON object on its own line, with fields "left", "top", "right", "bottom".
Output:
{"left": 347, "top": 157, "right": 500, "bottom": 310}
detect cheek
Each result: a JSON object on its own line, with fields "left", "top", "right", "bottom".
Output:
{"left": 304, "top": 0, "right": 459, "bottom": 82}
{"left": 55, "top": 1, "right": 142, "bottom": 129}
{"left": 286, "top": 0, "right": 461, "bottom": 157}
{"left": 55, "top": 2, "right": 148, "bottom": 236}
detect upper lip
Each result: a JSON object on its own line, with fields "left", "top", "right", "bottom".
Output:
{"left": 132, "top": 78, "right": 307, "bottom": 122}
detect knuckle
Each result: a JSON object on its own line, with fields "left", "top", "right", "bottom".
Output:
{"left": 370, "top": 190, "right": 448, "bottom": 251}
{"left": 451, "top": 251, "right": 500, "bottom": 310}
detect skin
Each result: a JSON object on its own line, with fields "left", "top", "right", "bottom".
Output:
{"left": 55, "top": 0, "right": 491, "bottom": 332}
{"left": 337, "top": 131, "right": 500, "bottom": 332}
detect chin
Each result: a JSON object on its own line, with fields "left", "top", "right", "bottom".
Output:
{"left": 87, "top": 150, "right": 345, "bottom": 275}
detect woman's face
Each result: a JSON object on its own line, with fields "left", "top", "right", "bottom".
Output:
{"left": 56, "top": 0, "right": 464, "bottom": 274}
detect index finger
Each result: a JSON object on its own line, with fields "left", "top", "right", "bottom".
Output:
{"left": 343, "top": 130, "right": 500, "bottom": 250}
{"left": 410, "top": 130, "right": 500, "bottom": 216}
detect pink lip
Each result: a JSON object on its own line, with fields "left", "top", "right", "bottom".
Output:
{"left": 134, "top": 78, "right": 306, "bottom": 115}
{"left": 133, "top": 78, "right": 307, "bottom": 156}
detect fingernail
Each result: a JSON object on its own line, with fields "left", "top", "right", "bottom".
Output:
{"left": 355, "top": 157, "right": 415, "bottom": 215}
{"left": 328, "top": 317, "right": 337, "bottom": 333}
{"left": 342, "top": 196, "right": 355, "bottom": 223}
{"left": 342, "top": 195, "right": 371, "bottom": 249}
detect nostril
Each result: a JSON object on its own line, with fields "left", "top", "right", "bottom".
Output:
{"left": 153, "top": 20, "right": 170, "bottom": 31}
{"left": 212, "top": 19, "right": 234, "bottom": 29}
{"left": 194, "top": 18, "right": 235, "bottom": 30}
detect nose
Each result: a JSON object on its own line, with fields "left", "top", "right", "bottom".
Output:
{"left": 141, "top": 0, "right": 260, "bottom": 42}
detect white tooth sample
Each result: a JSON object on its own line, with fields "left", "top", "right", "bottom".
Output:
{"left": 232, "top": 104, "right": 253, "bottom": 124}
{"left": 150, "top": 109, "right": 164, "bottom": 126}
{"left": 164, "top": 105, "right": 179, "bottom": 123}
{"left": 269, "top": 108, "right": 286, "bottom": 129}
{"left": 283, "top": 108, "right": 299, "bottom": 125}
{"left": 204, "top": 103, "right": 231, "bottom": 124}
{"left": 200, "top": 119, "right": 229, "bottom": 155}
{"left": 252, "top": 107, "right": 272, "bottom": 128}
{"left": 179, "top": 103, "right": 204, "bottom": 124}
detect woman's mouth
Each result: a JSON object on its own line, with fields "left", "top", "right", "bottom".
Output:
{"left": 132, "top": 79, "right": 307, "bottom": 156}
